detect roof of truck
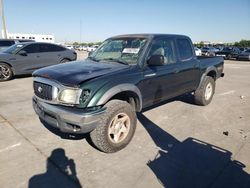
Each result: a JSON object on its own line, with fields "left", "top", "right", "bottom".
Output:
{"left": 111, "top": 33, "right": 189, "bottom": 39}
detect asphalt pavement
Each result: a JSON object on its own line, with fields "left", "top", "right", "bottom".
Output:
{"left": 0, "top": 58, "right": 250, "bottom": 188}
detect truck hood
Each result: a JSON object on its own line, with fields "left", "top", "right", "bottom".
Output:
{"left": 33, "top": 59, "right": 129, "bottom": 86}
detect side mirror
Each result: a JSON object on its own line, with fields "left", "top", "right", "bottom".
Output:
{"left": 18, "top": 50, "right": 27, "bottom": 56}
{"left": 147, "top": 55, "right": 164, "bottom": 66}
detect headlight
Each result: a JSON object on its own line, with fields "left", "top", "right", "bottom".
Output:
{"left": 58, "top": 88, "right": 82, "bottom": 104}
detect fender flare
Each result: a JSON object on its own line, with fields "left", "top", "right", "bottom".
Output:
{"left": 198, "top": 66, "right": 218, "bottom": 89}
{"left": 95, "top": 84, "right": 142, "bottom": 111}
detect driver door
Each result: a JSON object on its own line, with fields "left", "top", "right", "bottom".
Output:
{"left": 141, "top": 37, "right": 182, "bottom": 108}
{"left": 14, "top": 43, "right": 42, "bottom": 74}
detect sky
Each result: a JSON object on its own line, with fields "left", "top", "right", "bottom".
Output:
{"left": 1, "top": 0, "right": 250, "bottom": 43}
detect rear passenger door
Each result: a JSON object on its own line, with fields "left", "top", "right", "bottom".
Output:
{"left": 175, "top": 38, "right": 201, "bottom": 93}
{"left": 38, "top": 43, "right": 60, "bottom": 67}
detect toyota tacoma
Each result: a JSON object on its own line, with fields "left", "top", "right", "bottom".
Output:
{"left": 32, "top": 34, "right": 224, "bottom": 153}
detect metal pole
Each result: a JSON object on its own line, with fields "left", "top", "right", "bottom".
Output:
{"left": 0, "top": 0, "right": 7, "bottom": 39}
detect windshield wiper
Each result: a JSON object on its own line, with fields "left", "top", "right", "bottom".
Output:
{"left": 102, "top": 58, "right": 128, "bottom": 65}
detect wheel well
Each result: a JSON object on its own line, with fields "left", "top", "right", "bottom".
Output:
{"left": 109, "top": 91, "right": 141, "bottom": 112}
{"left": 207, "top": 70, "right": 216, "bottom": 80}
{"left": 0, "top": 61, "right": 12, "bottom": 67}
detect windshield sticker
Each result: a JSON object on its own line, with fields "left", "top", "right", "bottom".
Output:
{"left": 122, "top": 48, "right": 140, "bottom": 54}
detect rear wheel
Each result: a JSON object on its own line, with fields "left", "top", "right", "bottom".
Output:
{"left": 90, "top": 100, "right": 137, "bottom": 153}
{"left": 0, "top": 63, "right": 13, "bottom": 82}
{"left": 226, "top": 54, "right": 232, "bottom": 60}
{"left": 194, "top": 76, "right": 215, "bottom": 106}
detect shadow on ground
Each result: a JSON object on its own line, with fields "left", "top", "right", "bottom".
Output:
{"left": 40, "top": 119, "right": 100, "bottom": 150}
{"left": 29, "top": 148, "right": 82, "bottom": 188}
{"left": 138, "top": 113, "right": 250, "bottom": 188}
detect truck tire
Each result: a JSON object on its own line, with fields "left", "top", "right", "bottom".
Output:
{"left": 194, "top": 76, "right": 215, "bottom": 106}
{"left": 0, "top": 63, "right": 13, "bottom": 82}
{"left": 90, "top": 100, "right": 137, "bottom": 153}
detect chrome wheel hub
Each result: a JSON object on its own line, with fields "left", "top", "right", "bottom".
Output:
{"left": 0, "top": 65, "right": 11, "bottom": 80}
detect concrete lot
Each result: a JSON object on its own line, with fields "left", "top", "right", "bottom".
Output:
{"left": 0, "top": 58, "right": 250, "bottom": 188}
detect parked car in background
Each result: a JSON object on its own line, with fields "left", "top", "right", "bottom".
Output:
{"left": 237, "top": 49, "right": 250, "bottom": 61}
{"left": 77, "top": 46, "right": 88, "bottom": 51}
{"left": 201, "top": 47, "right": 219, "bottom": 56}
{"left": 87, "top": 45, "right": 99, "bottom": 52}
{"left": 0, "top": 42, "right": 77, "bottom": 81}
{"left": 0, "top": 39, "right": 35, "bottom": 51}
{"left": 194, "top": 47, "right": 202, "bottom": 56}
{"left": 65, "top": 45, "right": 75, "bottom": 51}
{"left": 239, "top": 47, "right": 248, "bottom": 52}
{"left": 216, "top": 47, "right": 241, "bottom": 60}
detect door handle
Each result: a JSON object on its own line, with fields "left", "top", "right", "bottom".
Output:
{"left": 144, "top": 73, "right": 156, "bottom": 77}
{"left": 36, "top": 56, "right": 40, "bottom": 58}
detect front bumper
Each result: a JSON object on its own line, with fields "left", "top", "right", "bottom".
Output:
{"left": 33, "top": 96, "right": 105, "bottom": 134}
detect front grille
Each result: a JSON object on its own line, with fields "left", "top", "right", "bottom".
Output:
{"left": 34, "top": 81, "right": 53, "bottom": 100}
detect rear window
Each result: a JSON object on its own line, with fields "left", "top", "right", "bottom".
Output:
{"left": 0, "top": 40, "right": 15, "bottom": 47}
{"left": 176, "top": 39, "right": 193, "bottom": 60}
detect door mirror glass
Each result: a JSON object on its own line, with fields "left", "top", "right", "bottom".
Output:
{"left": 147, "top": 55, "right": 164, "bottom": 66}
{"left": 18, "top": 50, "right": 27, "bottom": 56}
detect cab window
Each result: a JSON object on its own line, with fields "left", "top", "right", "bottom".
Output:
{"left": 148, "top": 38, "right": 176, "bottom": 64}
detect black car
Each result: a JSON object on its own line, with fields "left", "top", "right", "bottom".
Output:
{"left": 216, "top": 47, "right": 241, "bottom": 60}
{"left": 0, "top": 39, "right": 35, "bottom": 51}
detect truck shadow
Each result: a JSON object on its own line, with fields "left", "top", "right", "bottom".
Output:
{"left": 137, "top": 113, "right": 250, "bottom": 188}
{"left": 143, "top": 93, "right": 196, "bottom": 112}
{"left": 28, "top": 148, "right": 82, "bottom": 188}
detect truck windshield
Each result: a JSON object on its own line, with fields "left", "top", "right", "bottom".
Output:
{"left": 89, "top": 37, "right": 147, "bottom": 65}
{"left": 3, "top": 44, "right": 24, "bottom": 54}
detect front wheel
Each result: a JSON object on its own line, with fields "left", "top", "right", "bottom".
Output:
{"left": 0, "top": 63, "right": 13, "bottom": 82}
{"left": 194, "top": 76, "right": 215, "bottom": 106}
{"left": 90, "top": 100, "right": 137, "bottom": 153}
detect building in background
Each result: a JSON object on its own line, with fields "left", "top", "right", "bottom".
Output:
{"left": 6, "top": 32, "right": 55, "bottom": 43}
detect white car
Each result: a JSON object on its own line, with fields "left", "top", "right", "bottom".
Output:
{"left": 87, "top": 45, "right": 99, "bottom": 52}
{"left": 65, "top": 45, "right": 75, "bottom": 50}
{"left": 78, "top": 46, "right": 88, "bottom": 51}
{"left": 194, "top": 47, "right": 202, "bottom": 56}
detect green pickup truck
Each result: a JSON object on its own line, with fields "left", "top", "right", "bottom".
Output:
{"left": 32, "top": 34, "right": 224, "bottom": 153}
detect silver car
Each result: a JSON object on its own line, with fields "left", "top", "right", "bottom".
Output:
{"left": 0, "top": 42, "right": 77, "bottom": 81}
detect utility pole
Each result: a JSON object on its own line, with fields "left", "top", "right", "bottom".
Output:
{"left": 80, "top": 19, "right": 82, "bottom": 44}
{"left": 0, "top": 0, "right": 7, "bottom": 38}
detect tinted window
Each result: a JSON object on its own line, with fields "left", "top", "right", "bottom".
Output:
{"left": 148, "top": 38, "right": 176, "bottom": 64}
{"left": 177, "top": 39, "right": 193, "bottom": 60}
{"left": 51, "top": 44, "right": 66, "bottom": 51}
{"left": 39, "top": 43, "right": 65, "bottom": 52}
{"left": 0, "top": 40, "right": 15, "bottom": 46}
{"left": 23, "top": 44, "right": 39, "bottom": 53}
